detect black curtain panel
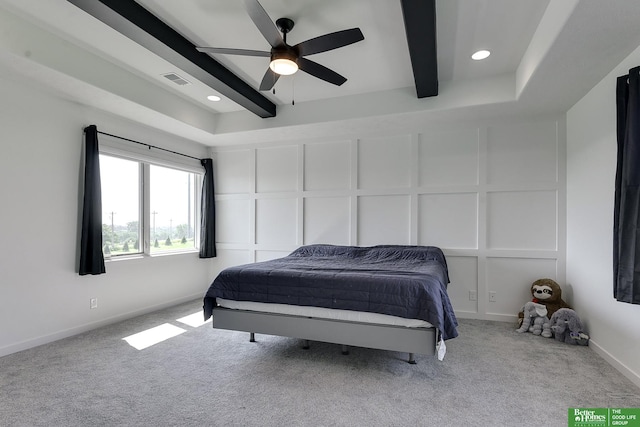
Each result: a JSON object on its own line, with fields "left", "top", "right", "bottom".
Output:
{"left": 79, "top": 125, "right": 106, "bottom": 275}
{"left": 199, "top": 158, "right": 217, "bottom": 258}
{"left": 614, "top": 66, "right": 640, "bottom": 304}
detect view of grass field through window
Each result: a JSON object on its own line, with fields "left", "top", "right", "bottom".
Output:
{"left": 100, "top": 155, "right": 198, "bottom": 257}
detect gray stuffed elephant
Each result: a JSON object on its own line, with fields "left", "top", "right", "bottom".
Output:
{"left": 516, "top": 301, "right": 552, "bottom": 337}
{"left": 549, "top": 308, "right": 589, "bottom": 345}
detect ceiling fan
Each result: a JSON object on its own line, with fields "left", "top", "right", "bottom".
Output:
{"left": 196, "top": 0, "right": 365, "bottom": 91}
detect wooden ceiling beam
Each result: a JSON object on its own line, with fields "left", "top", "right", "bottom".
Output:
{"left": 400, "top": 0, "right": 439, "bottom": 98}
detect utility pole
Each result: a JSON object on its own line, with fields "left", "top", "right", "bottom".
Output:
{"left": 151, "top": 211, "right": 158, "bottom": 241}
{"left": 108, "top": 211, "right": 116, "bottom": 247}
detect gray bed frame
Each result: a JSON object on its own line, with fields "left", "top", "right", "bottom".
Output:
{"left": 211, "top": 306, "right": 439, "bottom": 364}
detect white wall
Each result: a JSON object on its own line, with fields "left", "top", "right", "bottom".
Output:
{"left": 212, "top": 115, "right": 565, "bottom": 321}
{"left": 567, "top": 45, "right": 640, "bottom": 387}
{"left": 0, "top": 75, "right": 215, "bottom": 357}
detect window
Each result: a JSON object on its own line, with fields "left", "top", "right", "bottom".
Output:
{"left": 149, "top": 164, "right": 198, "bottom": 253}
{"left": 100, "top": 155, "right": 142, "bottom": 257}
{"left": 99, "top": 153, "right": 201, "bottom": 258}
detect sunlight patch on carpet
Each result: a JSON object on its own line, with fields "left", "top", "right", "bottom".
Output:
{"left": 122, "top": 323, "right": 187, "bottom": 350}
{"left": 176, "top": 312, "right": 212, "bottom": 328}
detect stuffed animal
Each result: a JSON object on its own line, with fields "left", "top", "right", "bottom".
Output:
{"left": 517, "top": 278, "right": 571, "bottom": 328}
{"left": 549, "top": 308, "right": 589, "bottom": 345}
{"left": 516, "top": 301, "right": 552, "bottom": 337}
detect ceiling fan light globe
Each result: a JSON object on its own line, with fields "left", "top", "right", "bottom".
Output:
{"left": 270, "top": 58, "right": 298, "bottom": 75}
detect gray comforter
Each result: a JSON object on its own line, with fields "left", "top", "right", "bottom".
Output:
{"left": 203, "top": 244, "right": 458, "bottom": 340}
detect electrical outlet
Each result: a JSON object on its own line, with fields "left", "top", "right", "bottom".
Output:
{"left": 489, "top": 291, "right": 496, "bottom": 302}
{"left": 90, "top": 298, "right": 98, "bottom": 309}
{"left": 469, "top": 290, "right": 477, "bottom": 301}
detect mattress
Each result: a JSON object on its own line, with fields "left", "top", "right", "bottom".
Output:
{"left": 216, "top": 298, "right": 433, "bottom": 328}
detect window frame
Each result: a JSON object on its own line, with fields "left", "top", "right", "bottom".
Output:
{"left": 99, "top": 136, "right": 203, "bottom": 259}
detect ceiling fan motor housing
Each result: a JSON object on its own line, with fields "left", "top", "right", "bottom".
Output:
{"left": 271, "top": 46, "right": 298, "bottom": 64}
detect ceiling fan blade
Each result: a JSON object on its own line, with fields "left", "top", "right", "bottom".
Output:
{"left": 297, "top": 57, "right": 347, "bottom": 86}
{"left": 196, "top": 47, "right": 270, "bottom": 57}
{"left": 294, "top": 28, "right": 364, "bottom": 56}
{"left": 259, "top": 68, "right": 280, "bottom": 91}
{"left": 244, "top": 0, "right": 284, "bottom": 48}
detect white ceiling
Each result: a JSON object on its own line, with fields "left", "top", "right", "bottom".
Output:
{"left": 2, "top": 0, "right": 640, "bottom": 146}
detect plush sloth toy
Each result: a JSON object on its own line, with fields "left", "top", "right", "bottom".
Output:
{"left": 517, "top": 278, "right": 571, "bottom": 328}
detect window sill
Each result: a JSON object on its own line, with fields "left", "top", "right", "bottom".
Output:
{"left": 104, "top": 249, "right": 199, "bottom": 262}
{"left": 149, "top": 249, "right": 199, "bottom": 258}
{"left": 104, "top": 254, "right": 145, "bottom": 263}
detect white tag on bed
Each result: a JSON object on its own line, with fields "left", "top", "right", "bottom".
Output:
{"left": 437, "top": 336, "right": 446, "bottom": 361}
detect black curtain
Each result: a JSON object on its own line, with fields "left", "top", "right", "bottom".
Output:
{"left": 79, "top": 125, "right": 106, "bottom": 275}
{"left": 199, "top": 158, "right": 217, "bottom": 258}
{"left": 614, "top": 66, "right": 640, "bottom": 304}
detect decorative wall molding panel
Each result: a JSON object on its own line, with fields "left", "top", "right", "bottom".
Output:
{"left": 212, "top": 116, "right": 566, "bottom": 321}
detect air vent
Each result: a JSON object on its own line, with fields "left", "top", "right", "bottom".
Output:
{"left": 162, "top": 72, "right": 191, "bottom": 86}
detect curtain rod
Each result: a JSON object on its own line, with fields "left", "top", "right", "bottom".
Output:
{"left": 95, "top": 130, "right": 203, "bottom": 162}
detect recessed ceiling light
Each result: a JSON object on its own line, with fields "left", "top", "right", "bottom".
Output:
{"left": 472, "top": 50, "right": 491, "bottom": 61}
{"left": 207, "top": 95, "right": 221, "bottom": 102}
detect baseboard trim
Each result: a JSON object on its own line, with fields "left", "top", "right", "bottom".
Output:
{"left": 588, "top": 339, "right": 640, "bottom": 390}
{"left": 0, "top": 293, "right": 202, "bottom": 358}
{"left": 455, "top": 311, "right": 517, "bottom": 323}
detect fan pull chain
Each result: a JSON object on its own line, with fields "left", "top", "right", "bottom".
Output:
{"left": 292, "top": 74, "right": 295, "bottom": 106}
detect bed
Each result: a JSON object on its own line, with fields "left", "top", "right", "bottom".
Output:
{"left": 203, "top": 244, "right": 458, "bottom": 363}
